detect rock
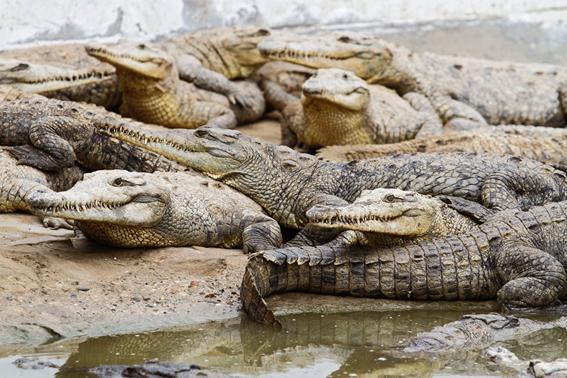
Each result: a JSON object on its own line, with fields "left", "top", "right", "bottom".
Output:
{"left": 87, "top": 360, "right": 228, "bottom": 377}
{"left": 13, "top": 356, "right": 59, "bottom": 370}
{"left": 0, "top": 324, "right": 56, "bottom": 346}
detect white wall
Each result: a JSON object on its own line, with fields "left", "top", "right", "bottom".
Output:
{"left": 2, "top": 0, "right": 567, "bottom": 49}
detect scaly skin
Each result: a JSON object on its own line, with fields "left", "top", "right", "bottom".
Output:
{"left": 259, "top": 32, "right": 567, "bottom": 128}
{"left": 306, "top": 188, "right": 481, "bottom": 245}
{"left": 0, "top": 148, "right": 83, "bottom": 229}
{"left": 317, "top": 128, "right": 567, "bottom": 171}
{"left": 0, "top": 47, "right": 120, "bottom": 110}
{"left": 254, "top": 61, "right": 314, "bottom": 98}
{"left": 486, "top": 346, "right": 567, "bottom": 377}
{"left": 0, "top": 90, "right": 183, "bottom": 173}
{"left": 86, "top": 42, "right": 265, "bottom": 128}
{"left": 101, "top": 127, "right": 567, "bottom": 231}
{"left": 406, "top": 314, "right": 567, "bottom": 353}
{"left": 161, "top": 27, "right": 275, "bottom": 119}
{"left": 29, "top": 170, "right": 282, "bottom": 251}
{"left": 241, "top": 200, "right": 567, "bottom": 326}
{"left": 262, "top": 68, "right": 441, "bottom": 148}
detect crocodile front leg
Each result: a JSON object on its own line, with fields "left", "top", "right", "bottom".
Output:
{"left": 175, "top": 55, "right": 258, "bottom": 111}
{"left": 190, "top": 101, "right": 238, "bottom": 129}
{"left": 402, "top": 92, "right": 443, "bottom": 137}
{"left": 260, "top": 79, "right": 304, "bottom": 147}
{"left": 495, "top": 242, "right": 566, "bottom": 307}
{"left": 9, "top": 116, "right": 93, "bottom": 171}
{"left": 241, "top": 212, "right": 283, "bottom": 253}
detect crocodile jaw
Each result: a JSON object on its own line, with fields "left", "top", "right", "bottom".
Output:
{"left": 306, "top": 189, "right": 436, "bottom": 236}
{"left": 100, "top": 125, "right": 246, "bottom": 178}
{"left": 0, "top": 59, "right": 115, "bottom": 93}
{"left": 86, "top": 43, "right": 171, "bottom": 80}
{"left": 258, "top": 35, "right": 390, "bottom": 81}
{"left": 27, "top": 172, "right": 168, "bottom": 227}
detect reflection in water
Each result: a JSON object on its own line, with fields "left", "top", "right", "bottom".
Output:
{"left": 39, "top": 310, "right": 565, "bottom": 377}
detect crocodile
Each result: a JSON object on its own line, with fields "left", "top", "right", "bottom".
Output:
{"left": 86, "top": 42, "right": 264, "bottom": 129}
{"left": 0, "top": 148, "right": 83, "bottom": 229}
{"left": 160, "top": 26, "right": 274, "bottom": 113}
{"left": 317, "top": 129, "right": 567, "bottom": 171}
{"left": 0, "top": 46, "right": 121, "bottom": 110}
{"left": 241, "top": 199, "right": 567, "bottom": 326}
{"left": 405, "top": 313, "right": 567, "bottom": 353}
{"left": 259, "top": 32, "right": 567, "bottom": 129}
{"left": 102, "top": 127, "right": 567, "bottom": 233}
{"left": 261, "top": 67, "right": 441, "bottom": 148}
{"left": 486, "top": 346, "right": 567, "bottom": 377}
{"left": 28, "top": 170, "right": 282, "bottom": 251}
{"left": 0, "top": 89, "right": 183, "bottom": 172}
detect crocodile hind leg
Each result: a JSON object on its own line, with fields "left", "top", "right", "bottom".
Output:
{"left": 8, "top": 116, "right": 93, "bottom": 171}
{"left": 480, "top": 169, "right": 561, "bottom": 211}
{"left": 496, "top": 242, "right": 566, "bottom": 308}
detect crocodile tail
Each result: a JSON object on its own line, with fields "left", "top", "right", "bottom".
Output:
{"left": 241, "top": 252, "right": 283, "bottom": 328}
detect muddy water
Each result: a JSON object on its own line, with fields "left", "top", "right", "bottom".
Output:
{"left": 2, "top": 309, "right": 566, "bottom": 377}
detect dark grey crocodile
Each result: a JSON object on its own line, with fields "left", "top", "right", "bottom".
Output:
{"left": 241, "top": 200, "right": 567, "bottom": 326}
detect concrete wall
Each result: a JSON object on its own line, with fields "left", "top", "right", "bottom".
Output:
{"left": 2, "top": 0, "right": 567, "bottom": 49}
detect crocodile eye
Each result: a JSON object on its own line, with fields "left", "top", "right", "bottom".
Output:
{"left": 112, "top": 177, "right": 124, "bottom": 186}
{"left": 384, "top": 194, "right": 403, "bottom": 203}
{"left": 9, "top": 63, "right": 30, "bottom": 72}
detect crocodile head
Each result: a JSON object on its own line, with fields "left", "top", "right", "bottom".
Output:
{"left": 191, "top": 26, "right": 273, "bottom": 78}
{"left": 259, "top": 32, "right": 393, "bottom": 83}
{"left": 101, "top": 125, "right": 302, "bottom": 180}
{"left": 306, "top": 188, "right": 438, "bottom": 236}
{"left": 0, "top": 58, "right": 115, "bottom": 93}
{"left": 28, "top": 170, "right": 169, "bottom": 227}
{"left": 302, "top": 68, "right": 370, "bottom": 111}
{"left": 86, "top": 42, "right": 173, "bottom": 80}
